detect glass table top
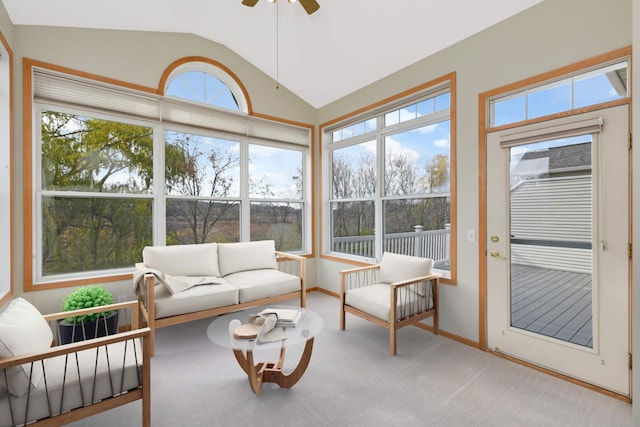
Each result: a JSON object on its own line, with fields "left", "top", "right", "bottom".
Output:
{"left": 206, "top": 305, "right": 323, "bottom": 351}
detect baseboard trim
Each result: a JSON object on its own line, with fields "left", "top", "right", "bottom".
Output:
{"left": 314, "top": 287, "right": 338, "bottom": 298}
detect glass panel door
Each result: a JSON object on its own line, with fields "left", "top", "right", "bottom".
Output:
{"left": 486, "top": 107, "right": 629, "bottom": 396}
{"left": 509, "top": 136, "right": 593, "bottom": 347}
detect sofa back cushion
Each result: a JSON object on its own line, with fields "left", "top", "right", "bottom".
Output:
{"left": 0, "top": 297, "right": 53, "bottom": 396}
{"left": 142, "top": 243, "right": 220, "bottom": 277}
{"left": 217, "top": 240, "right": 278, "bottom": 277}
{"left": 378, "top": 252, "right": 434, "bottom": 284}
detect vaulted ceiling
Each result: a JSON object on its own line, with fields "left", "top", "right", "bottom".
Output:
{"left": 2, "top": 0, "right": 543, "bottom": 108}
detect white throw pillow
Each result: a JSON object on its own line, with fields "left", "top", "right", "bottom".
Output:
{"left": 217, "top": 240, "right": 278, "bottom": 277}
{"left": 378, "top": 252, "right": 434, "bottom": 284}
{"left": 0, "top": 298, "right": 53, "bottom": 396}
{"left": 142, "top": 243, "right": 220, "bottom": 277}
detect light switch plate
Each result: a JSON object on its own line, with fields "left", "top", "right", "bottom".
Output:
{"left": 467, "top": 229, "right": 476, "bottom": 242}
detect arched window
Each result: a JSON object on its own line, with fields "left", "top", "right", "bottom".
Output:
{"left": 164, "top": 62, "right": 248, "bottom": 113}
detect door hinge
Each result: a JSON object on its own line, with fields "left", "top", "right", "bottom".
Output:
{"left": 629, "top": 243, "right": 633, "bottom": 260}
{"left": 629, "top": 353, "right": 632, "bottom": 370}
{"left": 629, "top": 133, "right": 633, "bottom": 150}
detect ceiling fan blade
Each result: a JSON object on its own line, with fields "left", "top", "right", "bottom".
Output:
{"left": 242, "top": 0, "right": 260, "bottom": 7}
{"left": 299, "top": 0, "right": 320, "bottom": 15}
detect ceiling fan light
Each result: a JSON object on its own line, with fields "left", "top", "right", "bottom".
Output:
{"left": 288, "top": 0, "right": 297, "bottom": 3}
{"left": 268, "top": 0, "right": 276, "bottom": 3}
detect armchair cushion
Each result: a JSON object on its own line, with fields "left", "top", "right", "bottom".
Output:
{"left": 0, "top": 298, "right": 53, "bottom": 397}
{"left": 345, "top": 284, "right": 430, "bottom": 322}
{"left": 142, "top": 243, "right": 220, "bottom": 277}
{"left": 378, "top": 252, "right": 434, "bottom": 284}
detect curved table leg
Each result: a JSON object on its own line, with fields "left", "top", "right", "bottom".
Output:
{"left": 231, "top": 335, "right": 315, "bottom": 394}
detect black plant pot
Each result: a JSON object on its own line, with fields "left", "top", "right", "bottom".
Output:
{"left": 58, "top": 311, "right": 119, "bottom": 345}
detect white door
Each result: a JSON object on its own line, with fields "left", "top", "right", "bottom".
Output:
{"left": 486, "top": 106, "right": 630, "bottom": 396}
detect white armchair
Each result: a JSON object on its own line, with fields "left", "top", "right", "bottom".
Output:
{"left": 0, "top": 298, "right": 151, "bottom": 427}
{"left": 340, "top": 252, "right": 439, "bottom": 355}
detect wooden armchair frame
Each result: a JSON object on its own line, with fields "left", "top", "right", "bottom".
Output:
{"left": 340, "top": 264, "right": 439, "bottom": 355}
{"left": 0, "top": 301, "right": 151, "bottom": 427}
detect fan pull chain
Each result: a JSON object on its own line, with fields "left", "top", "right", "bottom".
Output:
{"left": 276, "top": 0, "right": 280, "bottom": 89}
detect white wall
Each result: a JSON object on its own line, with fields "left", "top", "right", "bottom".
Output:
{"left": 316, "top": 0, "right": 632, "bottom": 343}
{"left": 632, "top": 0, "right": 639, "bottom": 421}
{"left": 0, "top": 36, "right": 10, "bottom": 302}
{"left": 0, "top": 1, "right": 11, "bottom": 304}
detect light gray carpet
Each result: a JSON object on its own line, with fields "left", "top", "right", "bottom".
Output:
{"left": 69, "top": 292, "right": 631, "bottom": 427}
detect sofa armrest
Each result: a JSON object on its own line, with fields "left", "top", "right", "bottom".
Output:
{"left": 0, "top": 327, "right": 151, "bottom": 369}
{"left": 44, "top": 300, "right": 142, "bottom": 330}
{"left": 275, "top": 251, "right": 307, "bottom": 306}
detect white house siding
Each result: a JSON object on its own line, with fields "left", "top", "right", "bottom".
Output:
{"left": 510, "top": 176, "right": 592, "bottom": 273}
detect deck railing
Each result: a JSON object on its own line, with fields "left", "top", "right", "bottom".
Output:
{"left": 333, "top": 225, "right": 450, "bottom": 264}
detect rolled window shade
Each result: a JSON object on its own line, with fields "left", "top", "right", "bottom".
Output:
{"left": 500, "top": 117, "right": 603, "bottom": 148}
{"left": 33, "top": 68, "right": 311, "bottom": 147}
{"left": 33, "top": 69, "right": 161, "bottom": 121}
{"left": 246, "top": 116, "right": 311, "bottom": 146}
{"left": 161, "top": 97, "right": 247, "bottom": 137}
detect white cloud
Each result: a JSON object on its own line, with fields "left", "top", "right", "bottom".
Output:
{"left": 385, "top": 137, "right": 420, "bottom": 165}
{"left": 417, "top": 123, "right": 440, "bottom": 134}
{"left": 249, "top": 145, "right": 277, "bottom": 157}
{"left": 363, "top": 139, "right": 377, "bottom": 154}
{"left": 434, "top": 138, "right": 449, "bottom": 148}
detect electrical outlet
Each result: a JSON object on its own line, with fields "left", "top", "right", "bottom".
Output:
{"left": 117, "top": 294, "right": 127, "bottom": 303}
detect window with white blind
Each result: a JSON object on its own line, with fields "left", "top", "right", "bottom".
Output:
{"left": 28, "top": 62, "right": 311, "bottom": 286}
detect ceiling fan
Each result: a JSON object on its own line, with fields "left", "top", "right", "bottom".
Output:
{"left": 242, "top": 0, "right": 320, "bottom": 15}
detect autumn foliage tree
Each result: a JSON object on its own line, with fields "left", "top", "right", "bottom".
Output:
{"left": 41, "top": 112, "right": 153, "bottom": 275}
{"left": 332, "top": 148, "right": 450, "bottom": 241}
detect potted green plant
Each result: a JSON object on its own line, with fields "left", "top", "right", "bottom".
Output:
{"left": 58, "top": 285, "right": 118, "bottom": 344}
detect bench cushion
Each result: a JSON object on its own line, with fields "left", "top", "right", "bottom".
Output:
{"left": 217, "top": 240, "right": 278, "bottom": 276}
{"left": 143, "top": 243, "right": 220, "bottom": 277}
{"left": 0, "top": 298, "right": 52, "bottom": 397}
{"left": 224, "top": 269, "right": 301, "bottom": 303}
{"left": 153, "top": 282, "right": 239, "bottom": 319}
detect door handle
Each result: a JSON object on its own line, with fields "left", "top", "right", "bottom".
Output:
{"left": 490, "top": 251, "right": 506, "bottom": 259}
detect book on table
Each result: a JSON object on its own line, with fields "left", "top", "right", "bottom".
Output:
{"left": 258, "top": 307, "right": 304, "bottom": 327}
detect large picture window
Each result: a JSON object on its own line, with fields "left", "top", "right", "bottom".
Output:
{"left": 38, "top": 110, "right": 154, "bottom": 278}
{"left": 27, "top": 60, "right": 311, "bottom": 288}
{"left": 324, "top": 75, "right": 456, "bottom": 279}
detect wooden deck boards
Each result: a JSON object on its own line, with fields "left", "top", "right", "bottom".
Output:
{"left": 510, "top": 264, "right": 593, "bottom": 348}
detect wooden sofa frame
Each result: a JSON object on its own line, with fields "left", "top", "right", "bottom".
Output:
{"left": 0, "top": 301, "right": 151, "bottom": 427}
{"left": 340, "top": 263, "right": 439, "bottom": 355}
{"left": 137, "top": 251, "right": 306, "bottom": 355}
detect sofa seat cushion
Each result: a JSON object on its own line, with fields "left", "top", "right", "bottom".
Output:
{"left": 345, "top": 283, "right": 433, "bottom": 322}
{"left": 153, "top": 282, "right": 239, "bottom": 319}
{"left": 224, "top": 269, "right": 300, "bottom": 304}
{"left": 0, "top": 339, "right": 142, "bottom": 427}
{"left": 142, "top": 243, "right": 220, "bottom": 277}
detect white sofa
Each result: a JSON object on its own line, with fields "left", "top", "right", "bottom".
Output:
{"left": 134, "top": 240, "right": 306, "bottom": 354}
